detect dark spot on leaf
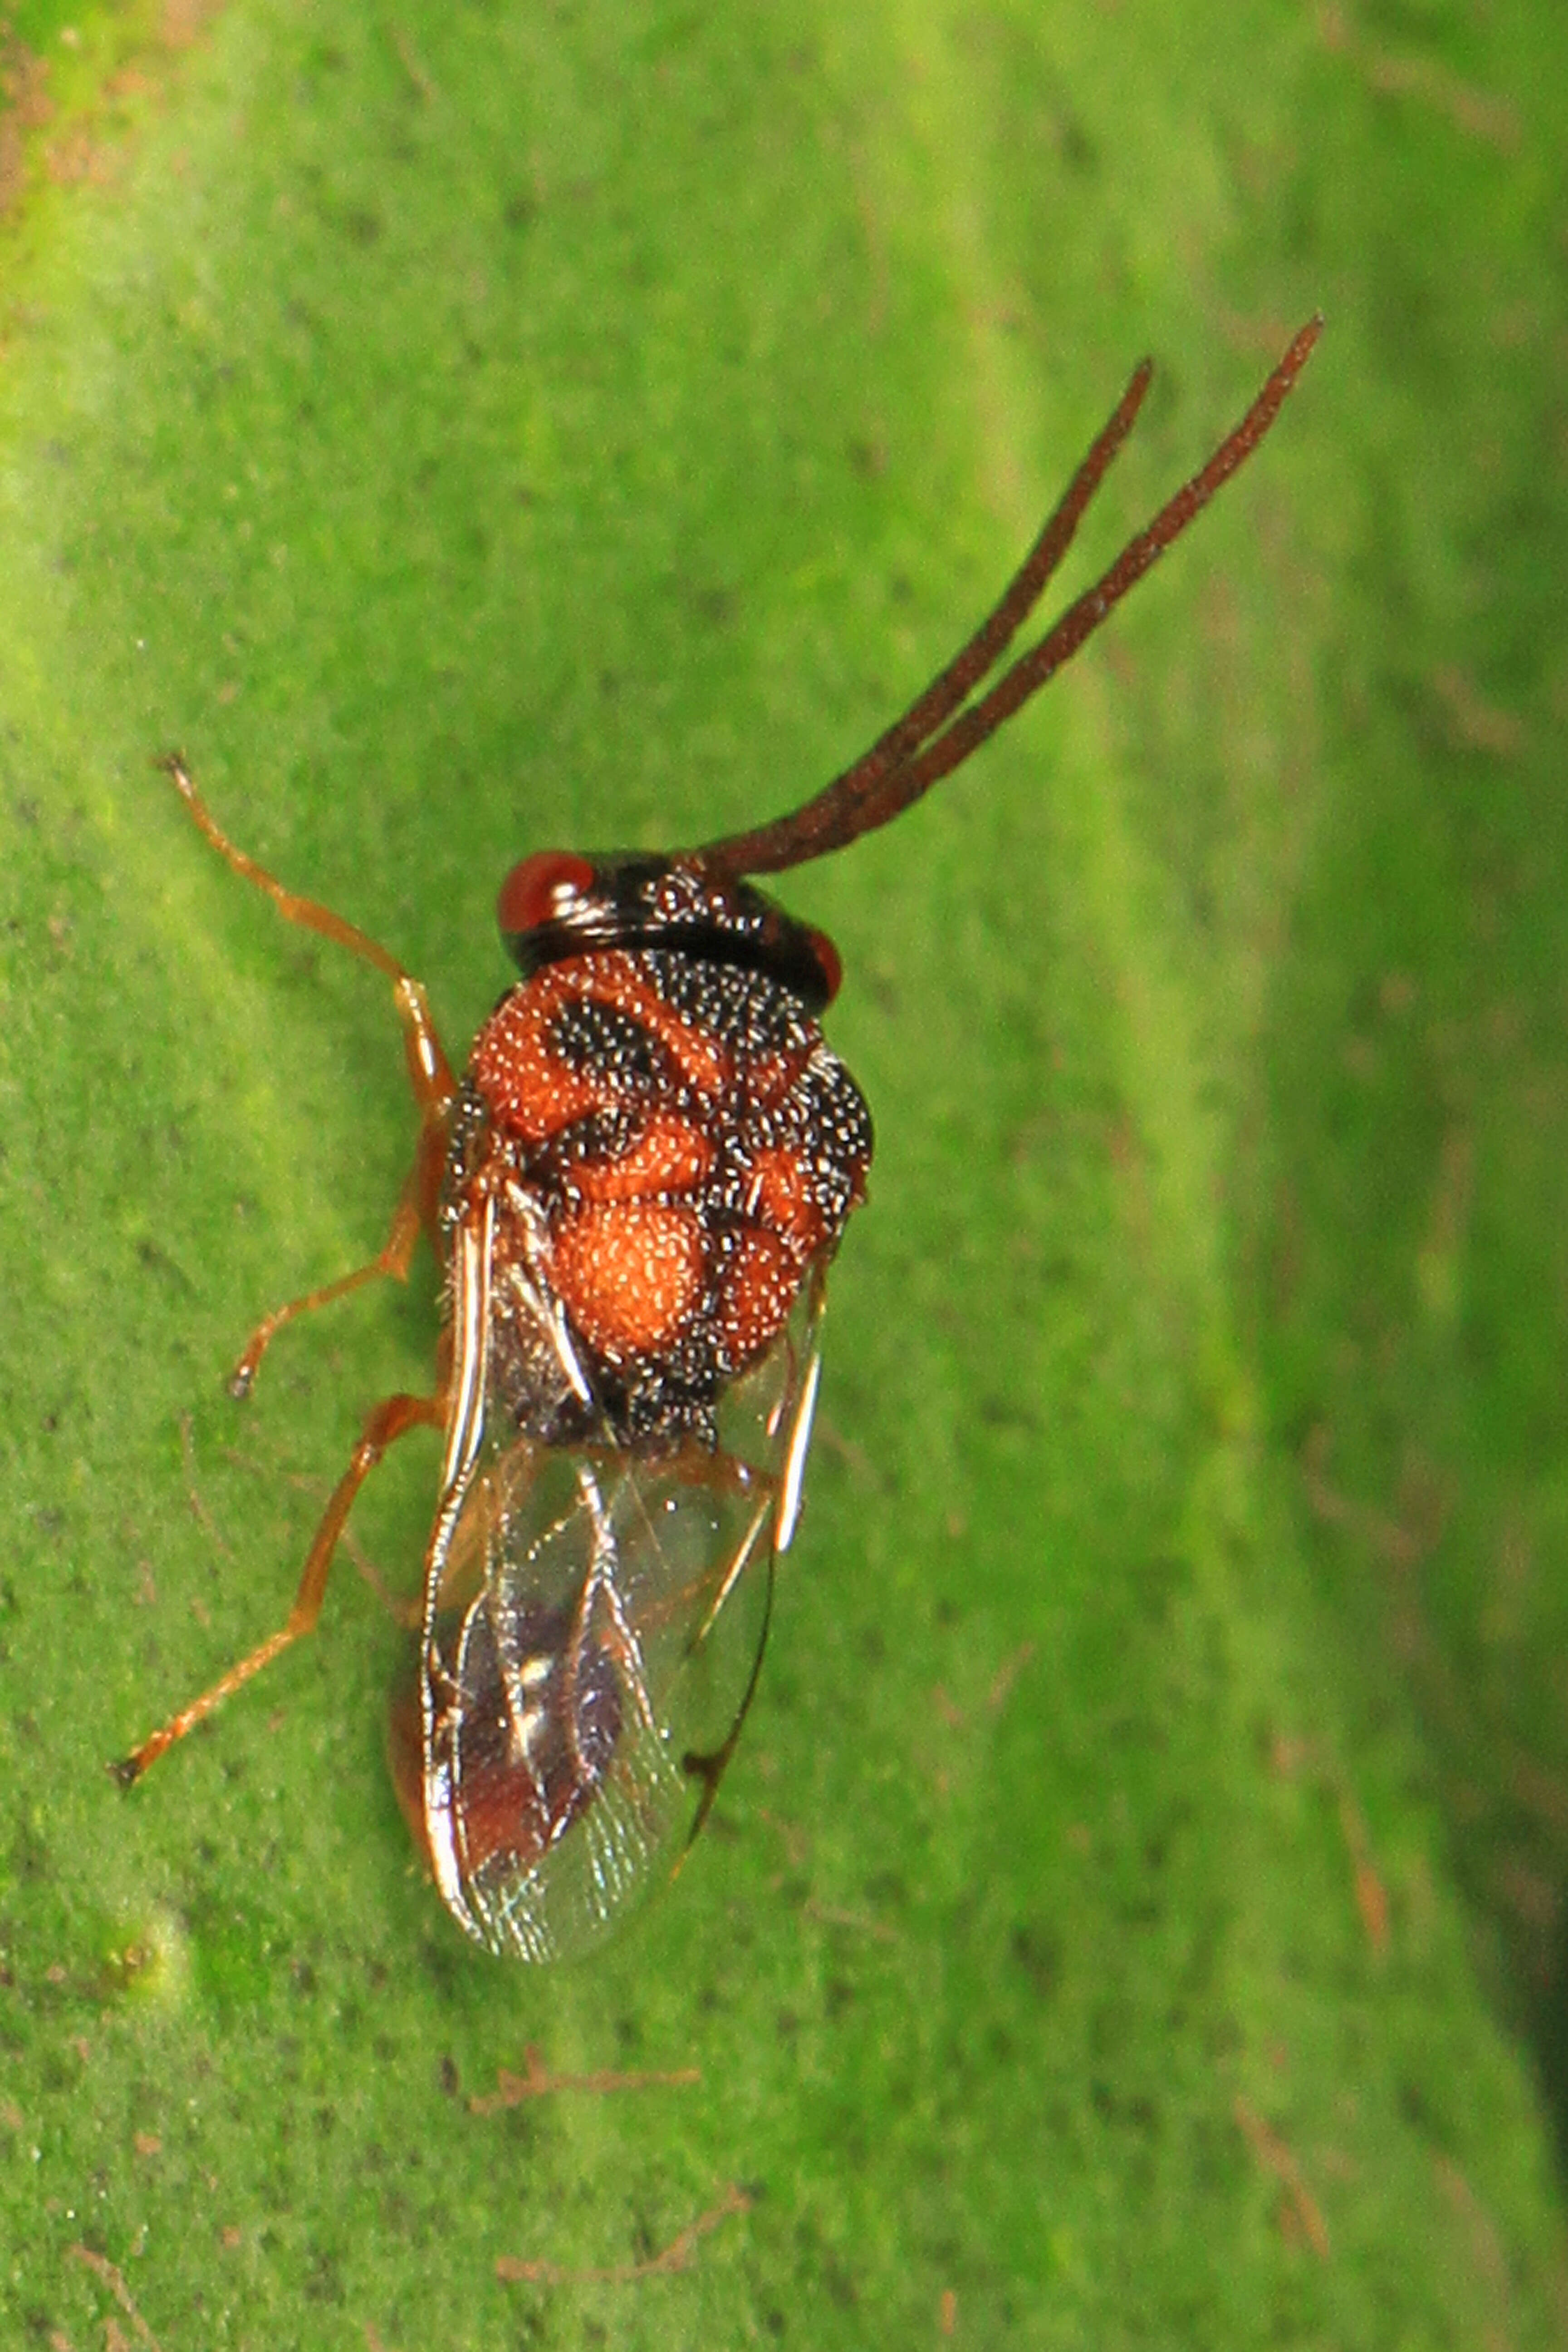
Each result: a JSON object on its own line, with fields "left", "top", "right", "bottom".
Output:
{"left": 10, "top": 1814, "right": 48, "bottom": 1884}
{"left": 978, "top": 1393, "right": 1041, "bottom": 1431}
{"left": 691, "top": 584, "right": 736, "bottom": 628}
{"left": 137, "top": 1236, "right": 194, "bottom": 1292}
{"left": 822, "top": 2254, "right": 858, "bottom": 2308}
{"left": 1010, "top": 1921, "right": 1060, "bottom": 1999}
{"left": 303, "top": 2246, "right": 344, "bottom": 2303}
{"left": 420, "top": 1936, "right": 458, "bottom": 1995}
{"left": 1119, "top": 1897, "right": 1163, "bottom": 1928}
{"left": 1091, "top": 2080, "right": 1159, "bottom": 2132}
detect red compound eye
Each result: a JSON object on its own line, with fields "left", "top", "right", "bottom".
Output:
{"left": 496, "top": 852, "right": 596, "bottom": 939}
{"left": 804, "top": 926, "right": 842, "bottom": 1006}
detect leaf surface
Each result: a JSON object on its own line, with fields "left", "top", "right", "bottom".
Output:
{"left": 1, "top": 2, "right": 1564, "bottom": 2344}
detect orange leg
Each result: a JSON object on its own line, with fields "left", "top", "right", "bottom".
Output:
{"left": 227, "top": 1174, "right": 426, "bottom": 1399}
{"left": 113, "top": 1388, "right": 446, "bottom": 1784}
{"left": 162, "top": 754, "right": 460, "bottom": 1391}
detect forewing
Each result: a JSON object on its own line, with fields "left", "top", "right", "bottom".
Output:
{"left": 418, "top": 1225, "right": 825, "bottom": 1962}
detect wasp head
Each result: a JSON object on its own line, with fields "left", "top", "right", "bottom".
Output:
{"left": 495, "top": 850, "right": 841, "bottom": 1013}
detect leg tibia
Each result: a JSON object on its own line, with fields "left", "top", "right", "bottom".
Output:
{"left": 113, "top": 1388, "right": 444, "bottom": 1785}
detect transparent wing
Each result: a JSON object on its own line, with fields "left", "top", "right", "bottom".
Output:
{"left": 415, "top": 1220, "right": 825, "bottom": 1963}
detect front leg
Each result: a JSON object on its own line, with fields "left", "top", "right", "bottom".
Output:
{"left": 162, "top": 754, "right": 459, "bottom": 1390}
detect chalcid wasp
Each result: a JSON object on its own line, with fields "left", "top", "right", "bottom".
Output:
{"left": 116, "top": 320, "right": 1321, "bottom": 1960}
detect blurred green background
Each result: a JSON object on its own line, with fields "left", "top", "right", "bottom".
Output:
{"left": 2, "top": 0, "right": 1566, "bottom": 2342}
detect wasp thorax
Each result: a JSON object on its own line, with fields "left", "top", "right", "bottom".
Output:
{"left": 455, "top": 936, "right": 870, "bottom": 1447}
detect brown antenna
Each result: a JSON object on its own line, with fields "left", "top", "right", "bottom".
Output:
{"left": 692, "top": 316, "right": 1323, "bottom": 881}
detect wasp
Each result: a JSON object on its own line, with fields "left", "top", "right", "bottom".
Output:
{"left": 115, "top": 320, "right": 1321, "bottom": 1960}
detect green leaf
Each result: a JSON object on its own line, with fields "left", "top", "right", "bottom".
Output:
{"left": 2, "top": 1, "right": 1564, "bottom": 2344}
